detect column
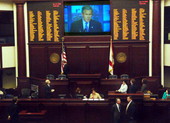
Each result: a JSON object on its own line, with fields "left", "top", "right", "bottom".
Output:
{"left": 152, "top": 0, "right": 161, "bottom": 77}
{"left": 16, "top": 2, "right": 26, "bottom": 77}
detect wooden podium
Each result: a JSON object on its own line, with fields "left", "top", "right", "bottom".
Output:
{"left": 67, "top": 74, "right": 101, "bottom": 95}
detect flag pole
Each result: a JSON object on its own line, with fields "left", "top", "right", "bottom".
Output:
{"left": 61, "top": 37, "right": 64, "bottom": 53}
{"left": 108, "top": 35, "right": 114, "bottom": 75}
{"left": 61, "top": 37, "right": 64, "bottom": 74}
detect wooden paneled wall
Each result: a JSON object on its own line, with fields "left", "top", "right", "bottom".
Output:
{"left": 29, "top": 40, "right": 149, "bottom": 78}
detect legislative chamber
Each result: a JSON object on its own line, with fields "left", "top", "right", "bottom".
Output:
{"left": 0, "top": 0, "right": 170, "bottom": 123}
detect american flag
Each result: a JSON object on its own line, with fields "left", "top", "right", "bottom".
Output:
{"left": 108, "top": 36, "right": 114, "bottom": 75}
{"left": 61, "top": 39, "right": 67, "bottom": 74}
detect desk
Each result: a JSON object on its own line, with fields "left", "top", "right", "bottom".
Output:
{"left": 108, "top": 91, "right": 144, "bottom": 100}
{"left": 68, "top": 74, "right": 101, "bottom": 96}
{"left": 19, "top": 110, "right": 47, "bottom": 123}
{"left": 0, "top": 99, "right": 170, "bottom": 123}
{"left": 17, "top": 77, "right": 160, "bottom": 99}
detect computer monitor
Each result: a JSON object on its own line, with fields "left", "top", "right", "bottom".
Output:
{"left": 167, "top": 95, "right": 170, "bottom": 99}
{"left": 76, "top": 94, "right": 84, "bottom": 99}
{"left": 31, "top": 84, "right": 39, "bottom": 92}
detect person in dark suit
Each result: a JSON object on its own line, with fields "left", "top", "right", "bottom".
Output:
{"left": 141, "top": 78, "right": 147, "bottom": 93}
{"left": 126, "top": 96, "right": 136, "bottom": 123}
{"left": 112, "top": 98, "right": 122, "bottom": 123}
{"left": 44, "top": 79, "right": 55, "bottom": 98}
{"left": 128, "top": 79, "right": 137, "bottom": 93}
{"left": 70, "top": 5, "right": 102, "bottom": 32}
{"left": 74, "top": 87, "right": 84, "bottom": 99}
{"left": 8, "top": 97, "right": 20, "bottom": 123}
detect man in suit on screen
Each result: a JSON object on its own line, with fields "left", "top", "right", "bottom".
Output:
{"left": 70, "top": 5, "right": 102, "bottom": 32}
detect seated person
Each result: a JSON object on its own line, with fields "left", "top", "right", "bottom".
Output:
{"left": 44, "top": 79, "right": 55, "bottom": 98}
{"left": 162, "top": 89, "right": 170, "bottom": 99}
{"left": 89, "top": 88, "right": 102, "bottom": 99}
{"left": 0, "top": 90, "right": 4, "bottom": 99}
{"left": 116, "top": 81, "right": 128, "bottom": 93}
{"left": 74, "top": 87, "right": 84, "bottom": 99}
{"left": 128, "top": 79, "right": 137, "bottom": 93}
{"left": 141, "top": 78, "right": 147, "bottom": 93}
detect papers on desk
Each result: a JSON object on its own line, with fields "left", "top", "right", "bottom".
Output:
{"left": 82, "top": 98, "right": 105, "bottom": 101}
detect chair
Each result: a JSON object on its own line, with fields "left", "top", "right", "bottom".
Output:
{"left": 31, "top": 92, "right": 38, "bottom": 99}
{"left": 46, "top": 74, "right": 55, "bottom": 80}
{"left": 58, "top": 74, "right": 67, "bottom": 80}
{"left": 31, "top": 84, "right": 39, "bottom": 98}
{"left": 5, "top": 88, "right": 16, "bottom": 99}
{"left": 109, "top": 75, "right": 118, "bottom": 79}
{"left": 21, "top": 88, "right": 31, "bottom": 98}
{"left": 120, "top": 74, "right": 129, "bottom": 79}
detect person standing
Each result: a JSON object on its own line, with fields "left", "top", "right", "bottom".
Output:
{"left": 126, "top": 96, "right": 136, "bottom": 123}
{"left": 44, "top": 79, "right": 55, "bottom": 98}
{"left": 8, "top": 97, "right": 20, "bottom": 123}
{"left": 128, "top": 79, "right": 137, "bottom": 93}
{"left": 141, "top": 78, "right": 147, "bottom": 93}
{"left": 112, "top": 98, "right": 122, "bottom": 123}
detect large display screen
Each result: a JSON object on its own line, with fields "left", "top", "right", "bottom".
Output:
{"left": 64, "top": 1, "right": 110, "bottom": 36}
{"left": 27, "top": 2, "right": 62, "bottom": 42}
{"left": 111, "top": 0, "right": 149, "bottom": 41}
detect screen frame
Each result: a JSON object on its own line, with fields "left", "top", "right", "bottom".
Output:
{"left": 64, "top": 1, "right": 111, "bottom": 36}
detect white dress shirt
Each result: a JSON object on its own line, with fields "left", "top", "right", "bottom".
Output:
{"left": 118, "top": 83, "right": 128, "bottom": 93}
{"left": 126, "top": 100, "right": 132, "bottom": 113}
{"left": 116, "top": 103, "right": 120, "bottom": 112}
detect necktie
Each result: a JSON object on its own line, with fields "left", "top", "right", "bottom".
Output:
{"left": 85, "top": 22, "right": 88, "bottom": 32}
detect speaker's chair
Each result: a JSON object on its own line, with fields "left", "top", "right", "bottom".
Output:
{"left": 46, "top": 74, "right": 55, "bottom": 80}
{"left": 109, "top": 75, "right": 118, "bottom": 79}
{"left": 120, "top": 74, "right": 129, "bottom": 79}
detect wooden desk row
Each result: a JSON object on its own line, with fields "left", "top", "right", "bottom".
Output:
{"left": 0, "top": 98, "right": 170, "bottom": 123}
{"left": 17, "top": 76, "right": 160, "bottom": 98}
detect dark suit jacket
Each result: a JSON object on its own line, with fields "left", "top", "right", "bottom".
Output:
{"left": 44, "top": 84, "right": 52, "bottom": 98}
{"left": 128, "top": 84, "right": 137, "bottom": 93}
{"left": 70, "top": 19, "right": 102, "bottom": 32}
{"left": 112, "top": 104, "right": 122, "bottom": 123}
{"left": 141, "top": 83, "right": 147, "bottom": 92}
{"left": 8, "top": 103, "right": 19, "bottom": 123}
{"left": 126, "top": 101, "right": 136, "bottom": 120}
